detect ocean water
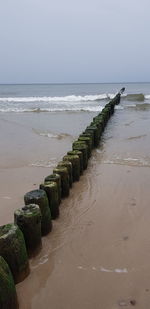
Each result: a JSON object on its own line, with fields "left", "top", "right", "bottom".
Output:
{"left": 0, "top": 82, "right": 150, "bottom": 113}
{"left": 1, "top": 82, "right": 150, "bottom": 170}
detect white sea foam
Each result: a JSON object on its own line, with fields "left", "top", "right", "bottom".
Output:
{"left": 115, "top": 105, "right": 124, "bottom": 110}
{"left": 0, "top": 93, "right": 150, "bottom": 104}
{"left": 103, "top": 157, "right": 150, "bottom": 167}
{"left": 100, "top": 267, "right": 128, "bottom": 273}
{"left": 0, "top": 94, "right": 109, "bottom": 103}
{"left": 0, "top": 106, "right": 104, "bottom": 113}
{"left": 0, "top": 92, "right": 150, "bottom": 113}
{"left": 29, "top": 159, "right": 57, "bottom": 168}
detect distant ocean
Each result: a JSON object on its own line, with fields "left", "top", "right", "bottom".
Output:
{"left": 0, "top": 83, "right": 150, "bottom": 113}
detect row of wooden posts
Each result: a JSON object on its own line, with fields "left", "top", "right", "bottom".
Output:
{"left": 0, "top": 93, "right": 121, "bottom": 308}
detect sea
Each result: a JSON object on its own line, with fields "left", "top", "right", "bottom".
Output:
{"left": 1, "top": 82, "right": 150, "bottom": 171}
{"left": 0, "top": 82, "right": 150, "bottom": 113}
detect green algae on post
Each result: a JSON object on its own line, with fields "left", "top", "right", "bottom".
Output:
{"left": 57, "top": 160, "right": 73, "bottom": 187}
{"left": 53, "top": 167, "right": 70, "bottom": 198}
{"left": 78, "top": 136, "right": 92, "bottom": 157}
{"left": 40, "top": 182, "right": 59, "bottom": 219}
{"left": 82, "top": 131, "right": 95, "bottom": 148}
{"left": 44, "top": 173, "right": 61, "bottom": 204}
{"left": 93, "top": 115, "right": 105, "bottom": 129}
{"left": 67, "top": 150, "right": 83, "bottom": 175}
{"left": 14, "top": 204, "right": 42, "bottom": 257}
{"left": 86, "top": 125, "right": 99, "bottom": 147}
{"left": 0, "top": 224, "right": 30, "bottom": 284}
{"left": 0, "top": 256, "right": 19, "bottom": 309}
{"left": 72, "top": 142, "right": 88, "bottom": 169}
{"left": 63, "top": 155, "right": 80, "bottom": 182}
{"left": 24, "top": 189, "right": 52, "bottom": 236}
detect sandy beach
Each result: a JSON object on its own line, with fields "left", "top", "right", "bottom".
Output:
{"left": 0, "top": 84, "right": 150, "bottom": 308}
{"left": 1, "top": 0, "right": 150, "bottom": 305}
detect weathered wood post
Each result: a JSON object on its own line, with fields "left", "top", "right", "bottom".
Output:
{"left": 78, "top": 136, "right": 92, "bottom": 158}
{"left": 67, "top": 150, "right": 83, "bottom": 175}
{"left": 44, "top": 174, "right": 61, "bottom": 204}
{"left": 24, "top": 189, "right": 52, "bottom": 236}
{"left": 40, "top": 182, "right": 59, "bottom": 219}
{"left": 63, "top": 154, "right": 80, "bottom": 182}
{"left": 57, "top": 161, "right": 73, "bottom": 187}
{"left": 14, "top": 204, "right": 42, "bottom": 257}
{"left": 72, "top": 142, "right": 88, "bottom": 169}
{"left": 53, "top": 167, "right": 70, "bottom": 198}
{"left": 0, "top": 256, "right": 19, "bottom": 308}
{"left": 0, "top": 224, "right": 30, "bottom": 283}
{"left": 86, "top": 125, "right": 99, "bottom": 147}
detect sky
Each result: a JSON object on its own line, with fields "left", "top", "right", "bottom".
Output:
{"left": 0, "top": 0, "right": 150, "bottom": 84}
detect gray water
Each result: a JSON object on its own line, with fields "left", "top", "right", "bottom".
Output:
{"left": 0, "top": 83, "right": 150, "bottom": 113}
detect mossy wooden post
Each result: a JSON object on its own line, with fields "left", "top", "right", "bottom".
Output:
{"left": 14, "top": 204, "right": 42, "bottom": 257}
{"left": 82, "top": 131, "right": 94, "bottom": 148}
{"left": 53, "top": 167, "right": 69, "bottom": 198}
{"left": 67, "top": 150, "right": 83, "bottom": 175}
{"left": 93, "top": 116, "right": 105, "bottom": 131}
{"left": 44, "top": 174, "right": 61, "bottom": 204}
{"left": 57, "top": 161, "right": 73, "bottom": 187}
{"left": 90, "top": 121, "right": 102, "bottom": 141}
{"left": 97, "top": 112, "right": 107, "bottom": 126}
{"left": 79, "top": 134, "right": 93, "bottom": 148}
{"left": 94, "top": 114, "right": 105, "bottom": 125}
{"left": 72, "top": 142, "right": 88, "bottom": 169}
{"left": 0, "top": 256, "right": 19, "bottom": 309}
{"left": 84, "top": 129, "right": 95, "bottom": 148}
{"left": 105, "top": 102, "right": 114, "bottom": 114}
{"left": 92, "top": 116, "right": 104, "bottom": 133}
{"left": 86, "top": 125, "right": 99, "bottom": 147}
{"left": 78, "top": 136, "right": 92, "bottom": 158}
{"left": 63, "top": 155, "right": 80, "bottom": 182}
{"left": 73, "top": 140, "right": 88, "bottom": 156}
{"left": 101, "top": 109, "right": 109, "bottom": 123}
{"left": 40, "top": 182, "right": 59, "bottom": 219}
{"left": 0, "top": 224, "right": 30, "bottom": 284}
{"left": 102, "top": 107, "right": 111, "bottom": 120}
{"left": 24, "top": 189, "right": 52, "bottom": 236}
{"left": 114, "top": 93, "right": 120, "bottom": 105}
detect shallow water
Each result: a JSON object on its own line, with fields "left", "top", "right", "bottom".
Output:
{"left": 0, "top": 83, "right": 150, "bottom": 308}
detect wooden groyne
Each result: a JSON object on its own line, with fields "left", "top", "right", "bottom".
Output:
{"left": 0, "top": 90, "right": 123, "bottom": 308}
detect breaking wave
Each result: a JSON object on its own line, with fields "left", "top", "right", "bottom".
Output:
{"left": 103, "top": 156, "right": 150, "bottom": 168}
{"left": 0, "top": 94, "right": 110, "bottom": 103}
{"left": 0, "top": 106, "right": 104, "bottom": 113}
{"left": 122, "top": 93, "right": 145, "bottom": 101}
{"left": 0, "top": 92, "right": 150, "bottom": 113}
{"left": 0, "top": 93, "right": 149, "bottom": 104}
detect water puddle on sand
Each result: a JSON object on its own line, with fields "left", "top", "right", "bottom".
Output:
{"left": 1, "top": 196, "right": 12, "bottom": 200}
{"left": 32, "top": 128, "right": 72, "bottom": 140}
{"left": 126, "top": 134, "right": 147, "bottom": 141}
{"left": 103, "top": 156, "right": 150, "bottom": 168}
{"left": 77, "top": 266, "right": 128, "bottom": 273}
{"left": 118, "top": 299, "right": 136, "bottom": 307}
{"left": 29, "top": 158, "right": 57, "bottom": 168}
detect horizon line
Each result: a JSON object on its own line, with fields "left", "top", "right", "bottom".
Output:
{"left": 0, "top": 81, "right": 150, "bottom": 86}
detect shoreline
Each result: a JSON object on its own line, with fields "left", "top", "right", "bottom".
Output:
{"left": 0, "top": 88, "right": 150, "bottom": 308}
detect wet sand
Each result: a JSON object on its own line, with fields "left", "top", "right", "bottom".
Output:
{"left": 1, "top": 106, "right": 150, "bottom": 308}
{"left": 0, "top": 111, "right": 93, "bottom": 224}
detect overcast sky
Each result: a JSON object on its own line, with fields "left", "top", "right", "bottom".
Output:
{"left": 0, "top": 0, "right": 150, "bottom": 84}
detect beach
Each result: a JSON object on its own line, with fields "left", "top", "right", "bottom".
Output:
{"left": 1, "top": 83, "right": 150, "bottom": 308}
